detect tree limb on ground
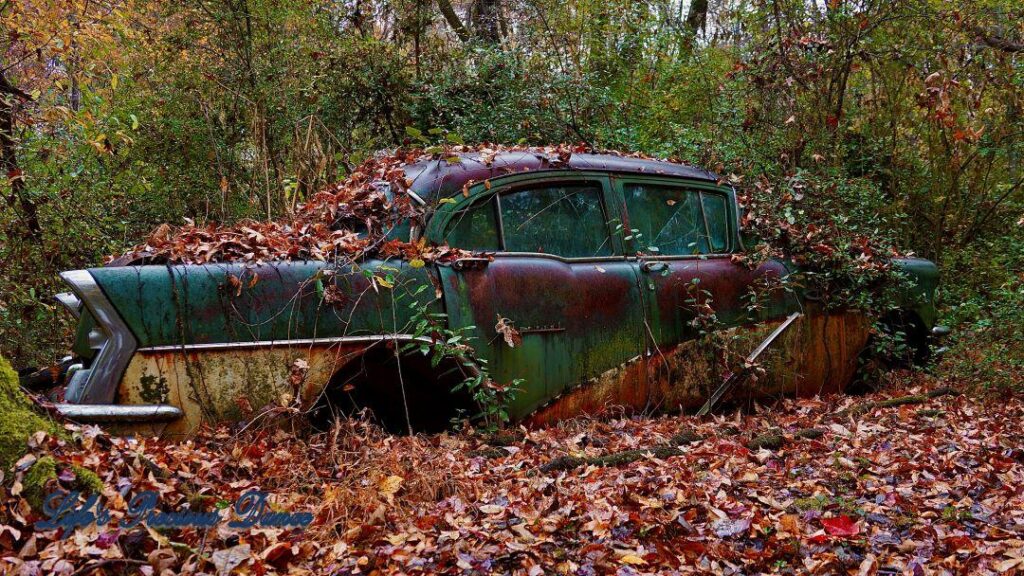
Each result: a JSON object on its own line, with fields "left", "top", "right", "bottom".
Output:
{"left": 536, "top": 388, "right": 960, "bottom": 473}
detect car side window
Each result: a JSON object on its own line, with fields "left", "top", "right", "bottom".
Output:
{"left": 443, "top": 196, "right": 500, "bottom": 250}
{"left": 500, "top": 183, "right": 613, "bottom": 258}
{"left": 623, "top": 183, "right": 710, "bottom": 255}
{"left": 700, "top": 192, "right": 730, "bottom": 253}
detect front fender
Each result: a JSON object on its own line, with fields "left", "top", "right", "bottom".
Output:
{"left": 891, "top": 257, "right": 940, "bottom": 329}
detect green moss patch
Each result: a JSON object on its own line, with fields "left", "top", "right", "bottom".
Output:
{"left": 23, "top": 456, "right": 58, "bottom": 509}
{"left": 0, "top": 356, "right": 59, "bottom": 471}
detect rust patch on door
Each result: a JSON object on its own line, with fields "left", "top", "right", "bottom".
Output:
{"left": 525, "top": 307, "right": 870, "bottom": 425}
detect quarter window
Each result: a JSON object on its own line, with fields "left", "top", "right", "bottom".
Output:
{"left": 443, "top": 196, "right": 500, "bottom": 251}
{"left": 500, "top": 183, "right": 613, "bottom": 258}
{"left": 700, "top": 192, "right": 730, "bottom": 253}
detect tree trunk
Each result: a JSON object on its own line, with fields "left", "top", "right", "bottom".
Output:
{"left": 437, "top": 0, "right": 471, "bottom": 42}
{"left": 471, "top": 0, "right": 501, "bottom": 43}
{"left": 685, "top": 0, "right": 708, "bottom": 36}
{"left": 0, "top": 72, "right": 41, "bottom": 238}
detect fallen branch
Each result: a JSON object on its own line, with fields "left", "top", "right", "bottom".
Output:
{"left": 69, "top": 558, "right": 147, "bottom": 576}
{"left": 846, "top": 387, "right": 958, "bottom": 416}
{"left": 537, "top": 389, "right": 959, "bottom": 473}
{"left": 539, "top": 429, "right": 705, "bottom": 473}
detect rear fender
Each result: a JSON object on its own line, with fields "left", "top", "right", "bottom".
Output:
{"left": 58, "top": 260, "right": 447, "bottom": 433}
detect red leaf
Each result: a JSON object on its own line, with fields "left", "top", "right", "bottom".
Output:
{"left": 821, "top": 515, "right": 860, "bottom": 537}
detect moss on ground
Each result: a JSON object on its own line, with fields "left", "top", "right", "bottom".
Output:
{"left": 21, "top": 457, "right": 104, "bottom": 510}
{"left": 747, "top": 431, "right": 785, "bottom": 450}
{"left": 71, "top": 465, "right": 104, "bottom": 494}
{"left": 23, "top": 456, "right": 58, "bottom": 509}
{"left": 0, "top": 356, "right": 59, "bottom": 471}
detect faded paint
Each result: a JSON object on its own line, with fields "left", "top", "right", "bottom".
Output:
{"left": 118, "top": 341, "right": 375, "bottom": 435}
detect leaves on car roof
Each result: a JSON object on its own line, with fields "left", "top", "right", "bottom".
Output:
{"left": 112, "top": 144, "right": 696, "bottom": 266}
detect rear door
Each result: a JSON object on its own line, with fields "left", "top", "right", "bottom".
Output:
{"left": 429, "top": 173, "right": 648, "bottom": 418}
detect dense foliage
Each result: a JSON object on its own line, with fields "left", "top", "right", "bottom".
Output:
{"left": 1, "top": 0, "right": 1022, "bottom": 387}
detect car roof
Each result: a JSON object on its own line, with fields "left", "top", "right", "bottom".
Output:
{"left": 402, "top": 152, "right": 721, "bottom": 202}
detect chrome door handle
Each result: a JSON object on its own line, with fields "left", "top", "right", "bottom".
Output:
{"left": 640, "top": 261, "right": 668, "bottom": 273}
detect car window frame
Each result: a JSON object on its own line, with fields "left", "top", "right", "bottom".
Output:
{"left": 610, "top": 175, "right": 738, "bottom": 260}
{"left": 429, "top": 172, "right": 627, "bottom": 263}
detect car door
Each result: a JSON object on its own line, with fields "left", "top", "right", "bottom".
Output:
{"left": 428, "top": 173, "right": 648, "bottom": 419}
{"left": 612, "top": 176, "right": 797, "bottom": 399}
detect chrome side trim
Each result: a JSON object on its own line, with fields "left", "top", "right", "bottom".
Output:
{"left": 60, "top": 270, "right": 138, "bottom": 404}
{"left": 55, "top": 403, "right": 183, "bottom": 423}
{"left": 55, "top": 292, "right": 83, "bottom": 319}
{"left": 137, "top": 334, "right": 427, "bottom": 353}
{"left": 136, "top": 334, "right": 483, "bottom": 378}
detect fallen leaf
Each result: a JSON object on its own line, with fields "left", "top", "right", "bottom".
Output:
{"left": 378, "top": 475, "right": 404, "bottom": 503}
{"left": 712, "top": 517, "right": 751, "bottom": 538}
{"left": 211, "top": 544, "right": 250, "bottom": 575}
{"left": 821, "top": 515, "right": 860, "bottom": 537}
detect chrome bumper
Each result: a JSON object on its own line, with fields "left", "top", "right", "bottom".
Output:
{"left": 54, "top": 403, "right": 183, "bottom": 423}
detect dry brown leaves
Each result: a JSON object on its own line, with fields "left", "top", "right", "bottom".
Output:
{"left": 112, "top": 144, "right": 691, "bottom": 267}
{"left": 3, "top": 373, "right": 1023, "bottom": 575}
{"left": 114, "top": 149, "right": 427, "bottom": 266}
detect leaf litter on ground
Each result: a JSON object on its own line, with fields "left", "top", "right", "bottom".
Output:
{"left": 2, "top": 371, "right": 1023, "bottom": 575}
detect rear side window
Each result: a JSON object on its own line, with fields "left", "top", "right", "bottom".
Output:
{"left": 623, "top": 184, "right": 709, "bottom": 255}
{"left": 500, "top": 183, "right": 612, "bottom": 258}
{"left": 442, "top": 181, "right": 614, "bottom": 258}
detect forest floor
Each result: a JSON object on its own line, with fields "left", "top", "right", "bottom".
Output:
{"left": 2, "top": 370, "right": 1023, "bottom": 575}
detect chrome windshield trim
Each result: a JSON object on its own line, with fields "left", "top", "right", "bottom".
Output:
{"left": 137, "top": 334, "right": 426, "bottom": 353}
{"left": 60, "top": 270, "right": 138, "bottom": 404}
{"left": 54, "top": 403, "right": 183, "bottom": 423}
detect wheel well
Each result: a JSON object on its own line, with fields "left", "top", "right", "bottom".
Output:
{"left": 308, "top": 344, "right": 477, "bottom": 434}
{"left": 878, "top": 310, "right": 931, "bottom": 366}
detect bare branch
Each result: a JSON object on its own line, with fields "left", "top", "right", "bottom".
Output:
{"left": 973, "top": 27, "right": 1024, "bottom": 53}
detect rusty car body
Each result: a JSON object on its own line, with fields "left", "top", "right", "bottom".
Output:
{"left": 53, "top": 153, "right": 942, "bottom": 435}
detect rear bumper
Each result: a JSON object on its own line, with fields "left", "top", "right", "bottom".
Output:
{"left": 54, "top": 403, "right": 183, "bottom": 423}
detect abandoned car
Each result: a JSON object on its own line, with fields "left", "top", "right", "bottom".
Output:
{"left": 52, "top": 152, "right": 942, "bottom": 434}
